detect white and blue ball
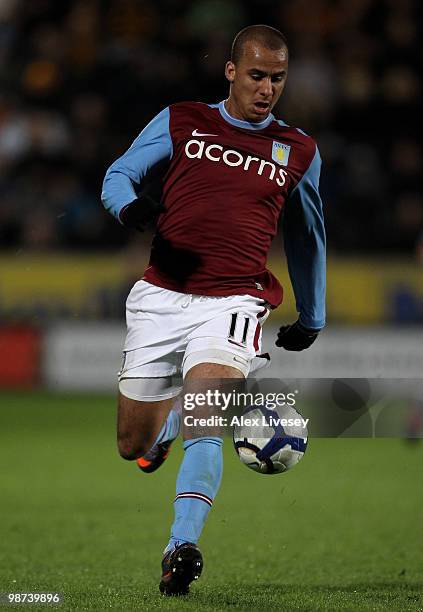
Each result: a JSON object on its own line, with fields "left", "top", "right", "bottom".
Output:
{"left": 233, "top": 404, "right": 308, "bottom": 474}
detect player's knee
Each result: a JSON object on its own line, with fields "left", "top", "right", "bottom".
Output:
{"left": 117, "top": 439, "right": 137, "bottom": 461}
{"left": 117, "top": 435, "right": 150, "bottom": 461}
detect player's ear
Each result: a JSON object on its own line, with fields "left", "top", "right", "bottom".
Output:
{"left": 225, "top": 61, "right": 236, "bottom": 83}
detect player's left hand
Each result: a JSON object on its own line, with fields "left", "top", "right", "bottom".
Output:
{"left": 275, "top": 320, "right": 320, "bottom": 351}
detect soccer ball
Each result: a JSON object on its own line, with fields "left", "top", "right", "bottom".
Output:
{"left": 233, "top": 403, "right": 308, "bottom": 474}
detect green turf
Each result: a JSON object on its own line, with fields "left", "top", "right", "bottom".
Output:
{"left": 0, "top": 391, "right": 422, "bottom": 611}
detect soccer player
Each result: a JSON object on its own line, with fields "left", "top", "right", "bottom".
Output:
{"left": 101, "top": 24, "right": 325, "bottom": 595}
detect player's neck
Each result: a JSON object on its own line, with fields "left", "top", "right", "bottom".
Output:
{"left": 221, "top": 99, "right": 272, "bottom": 128}
{"left": 223, "top": 98, "right": 245, "bottom": 121}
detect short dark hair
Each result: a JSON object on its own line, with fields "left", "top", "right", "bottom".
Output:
{"left": 231, "top": 24, "right": 288, "bottom": 64}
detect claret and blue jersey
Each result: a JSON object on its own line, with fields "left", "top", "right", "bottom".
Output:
{"left": 102, "top": 100, "right": 326, "bottom": 330}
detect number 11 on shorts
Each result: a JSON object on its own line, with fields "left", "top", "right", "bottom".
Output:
{"left": 228, "top": 313, "right": 250, "bottom": 347}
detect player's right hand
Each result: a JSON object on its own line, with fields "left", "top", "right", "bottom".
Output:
{"left": 119, "top": 195, "right": 165, "bottom": 231}
{"left": 275, "top": 320, "right": 320, "bottom": 351}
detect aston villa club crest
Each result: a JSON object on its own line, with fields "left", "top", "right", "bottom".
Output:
{"left": 272, "top": 141, "right": 291, "bottom": 166}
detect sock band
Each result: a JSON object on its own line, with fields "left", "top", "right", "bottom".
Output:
{"left": 174, "top": 492, "right": 213, "bottom": 507}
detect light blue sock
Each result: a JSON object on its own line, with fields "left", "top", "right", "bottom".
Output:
{"left": 165, "top": 437, "right": 223, "bottom": 552}
{"left": 154, "top": 408, "right": 180, "bottom": 446}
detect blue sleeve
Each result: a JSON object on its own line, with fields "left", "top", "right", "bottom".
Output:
{"left": 101, "top": 107, "right": 173, "bottom": 222}
{"left": 282, "top": 145, "right": 326, "bottom": 329}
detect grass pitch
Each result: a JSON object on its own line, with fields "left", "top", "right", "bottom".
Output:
{"left": 0, "top": 391, "right": 422, "bottom": 611}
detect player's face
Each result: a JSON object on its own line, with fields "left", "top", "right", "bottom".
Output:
{"left": 225, "top": 42, "right": 288, "bottom": 123}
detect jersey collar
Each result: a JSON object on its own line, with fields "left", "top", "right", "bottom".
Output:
{"left": 218, "top": 100, "right": 274, "bottom": 130}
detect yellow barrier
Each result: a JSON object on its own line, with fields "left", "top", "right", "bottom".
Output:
{"left": 0, "top": 254, "right": 125, "bottom": 314}
{"left": 1, "top": 253, "right": 422, "bottom": 323}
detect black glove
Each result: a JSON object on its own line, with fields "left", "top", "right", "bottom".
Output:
{"left": 275, "top": 320, "right": 320, "bottom": 351}
{"left": 119, "top": 194, "right": 165, "bottom": 231}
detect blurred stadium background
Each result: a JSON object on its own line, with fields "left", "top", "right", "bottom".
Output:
{"left": 0, "top": 0, "right": 422, "bottom": 389}
{"left": 1, "top": 2, "right": 422, "bottom": 608}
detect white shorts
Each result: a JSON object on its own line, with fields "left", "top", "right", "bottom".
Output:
{"left": 118, "top": 280, "right": 270, "bottom": 401}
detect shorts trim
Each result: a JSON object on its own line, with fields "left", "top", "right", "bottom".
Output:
{"left": 182, "top": 349, "right": 249, "bottom": 378}
{"left": 119, "top": 378, "right": 181, "bottom": 402}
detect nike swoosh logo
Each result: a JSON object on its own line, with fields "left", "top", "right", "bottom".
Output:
{"left": 192, "top": 129, "right": 218, "bottom": 137}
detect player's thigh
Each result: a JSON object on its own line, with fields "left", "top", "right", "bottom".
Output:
{"left": 185, "top": 362, "right": 244, "bottom": 381}
{"left": 183, "top": 362, "right": 243, "bottom": 440}
{"left": 117, "top": 391, "right": 176, "bottom": 460}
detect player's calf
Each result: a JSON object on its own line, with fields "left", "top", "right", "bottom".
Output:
{"left": 117, "top": 392, "right": 176, "bottom": 461}
{"left": 137, "top": 408, "right": 180, "bottom": 473}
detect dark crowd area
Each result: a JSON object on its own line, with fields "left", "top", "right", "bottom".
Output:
{"left": 0, "top": 0, "right": 422, "bottom": 255}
